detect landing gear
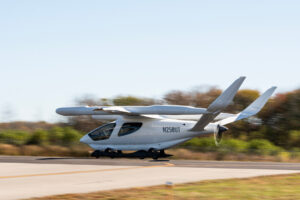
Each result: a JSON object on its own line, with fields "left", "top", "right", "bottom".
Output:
{"left": 138, "top": 150, "right": 147, "bottom": 159}
{"left": 90, "top": 149, "right": 172, "bottom": 159}
{"left": 152, "top": 155, "right": 159, "bottom": 160}
{"left": 105, "top": 148, "right": 113, "bottom": 153}
{"left": 149, "top": 149, "right": 166, "bottom": 160}
{"left": 105, "top": 148, "right": 115, "bottom": 158}
{"left": 91, "top": 150, "right": 101, "bottom": 158}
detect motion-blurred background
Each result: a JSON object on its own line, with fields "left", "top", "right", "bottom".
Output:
{"left": 1, "top": 88, "right": 300, "bottom": 162}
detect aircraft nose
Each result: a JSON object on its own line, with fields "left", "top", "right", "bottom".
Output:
{"left": 80, "top": 135, "right": 91, "bottom": 144}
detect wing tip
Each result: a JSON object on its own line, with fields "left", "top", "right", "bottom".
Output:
{"left": 266, "top": 86, "right": 277, "bottom": 95}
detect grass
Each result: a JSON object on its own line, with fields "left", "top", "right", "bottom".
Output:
{"left": 26, "top": 173, "right": 300, "bottom": 200}
{"left": 169, "top": 148, "right": 300, "bottom": 162}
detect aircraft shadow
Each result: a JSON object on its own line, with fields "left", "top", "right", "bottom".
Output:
{"left": 36, "top": 157, "right": 83, "bottom": 160}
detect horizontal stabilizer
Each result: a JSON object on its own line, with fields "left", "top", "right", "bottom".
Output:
{"left": 219, "top": 86, "right": 277, "bottom": 125}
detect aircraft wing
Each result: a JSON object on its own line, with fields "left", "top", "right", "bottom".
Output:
{"left": 190, "top": 76, "right": 246, "bottom": 131}
{"left": 217, "top": 86, "right": 277, "bottom": 125}
{"left": 56, "top": 105, "right": 208, "bottom": 116}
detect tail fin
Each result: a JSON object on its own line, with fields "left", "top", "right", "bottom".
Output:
{"left": 190, "top": 77, "right": 246, "bottom": 131}
{"left": 218, "top": 86, "right": 277, "bottom": 126}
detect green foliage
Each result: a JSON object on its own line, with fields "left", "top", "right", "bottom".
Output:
{"left": 290, "top": 148, "right": 300, "bottom": 159}
{"left": 220, "top": 139, "right": 248, "bottom": 152}
{"left": 181, "top": 137, "right": 284, "bottom": 156}
{"left": 0, "top": 127, "right": 83, "bottom": 146}
{"left": 61, "top": 127, "right": 82, "bottom": 145}
{"left": 181, "top": 138, "right": 216, "bottom": 152}
{"left": 289, "top": 130, "right": 300, "bottom": 141}
{"left": 48, "top": 126, "right": 64, "bottom": 144}
{"left": 287, "top": 130, "right": 300, "bottom": 148}
{"left": 247, "top": 139, "right": 282, "bottom": 155}
{"left": 27, "top": 130, "right": 48, "bottom": 145}
{"left": 0, "top": 130, "right": 31, "bottom": 145}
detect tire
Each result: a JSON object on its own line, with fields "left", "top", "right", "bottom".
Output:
{"left": 152, "top": 155, "right": 158, "bottom": 160}
{"left": 91, "top": 150, "right": 100, "bottom": 159}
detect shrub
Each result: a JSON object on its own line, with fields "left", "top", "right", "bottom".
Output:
{"left": 290, "top": 148, "right": 300, "bottom": 159}
{"left": 27, "top": 130, "right": 48, "bottom": 145}
{"left": 247, "top": 139, "right": 282, "bottom": 155}
{"left": 61, "top": 127, "right": 82, "bottom": 145}
{"left": 276, "top": 151, "right": 290, "bottom": 162}
{"left": 48, "top": 126, "right": 64, "bottom": 144}
{"left": 181, "top": 138, "right": 217, "bottom": 152}
{"left": 0, "top": 130, "right": 31, "bottom": 145}
{"left": 288, "top": 130, "right": 300, "bottom": 148}
{"left": 220, "top": 139, "right": 248, "bottom": 153}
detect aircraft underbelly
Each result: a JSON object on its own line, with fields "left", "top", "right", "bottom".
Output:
{"left": 89, "top": 137, "right": 191, "bottom": 151}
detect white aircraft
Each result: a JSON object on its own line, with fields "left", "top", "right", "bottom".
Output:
{"left": 56, "top": 77, "right": 276, "bottom": 159}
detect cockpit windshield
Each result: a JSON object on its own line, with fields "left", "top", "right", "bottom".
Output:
{"left": 88, "top": 123, "right": 116, "bottom": 141}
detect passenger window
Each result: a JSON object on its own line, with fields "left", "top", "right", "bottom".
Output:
{"left": 88, "top": 123, "right": 116, "bottom": 141}
{"left": 118, "top": 123, "right": 142, "bottom": 136}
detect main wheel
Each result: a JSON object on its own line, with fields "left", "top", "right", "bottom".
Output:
{"left": 138, "top": 150, "right": 147, "bottom": 159}
{"left": 152, "top": 154, "right": 159, "bottom": 160}
{"left": 91, "top": 150, "right": 101, "bottom": 159}
{"left": 149, "top": 149, "right": 159, "bottom": 160}
{"left": 104, "top": 148, "right": 115, "bottom": 158}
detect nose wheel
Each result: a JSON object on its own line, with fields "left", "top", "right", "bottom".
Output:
{"left": 91, "top": 150, "right": 101, "bottom": 158}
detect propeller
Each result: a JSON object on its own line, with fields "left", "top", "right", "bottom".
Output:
{"left": 214, "top": 125, "right": 228, "bottom": 146}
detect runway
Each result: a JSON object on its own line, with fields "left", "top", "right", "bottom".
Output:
{"left": 0, "top": 156, "right": 300, "bottom": 200}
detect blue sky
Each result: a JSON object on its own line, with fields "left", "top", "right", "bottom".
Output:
{"left": 0, "top": 0, "right": 299, "bottom": 122}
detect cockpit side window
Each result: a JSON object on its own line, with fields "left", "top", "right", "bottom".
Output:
{"left": 88, "top": 123, "right": 116, "bottom": 141}
{"left": 118, "top": 122, "right": 142, "bottom": 137}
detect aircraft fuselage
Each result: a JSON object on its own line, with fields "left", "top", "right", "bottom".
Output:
{"left": 80, "top": 117, "right": 216, "bottom": 151}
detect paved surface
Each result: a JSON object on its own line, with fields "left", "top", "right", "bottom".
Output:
{"left": 1, "top": 155, "right": 300, "bottom": 170}
{"left": 0, "top": 156, "right": 299, "bottom": 200}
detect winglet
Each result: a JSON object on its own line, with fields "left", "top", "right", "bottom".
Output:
{"left": 236, "top": 86, "right": 277, "bottom": 121}
{"left": 219, "top": 86, "right": 277, "bottom": 125}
